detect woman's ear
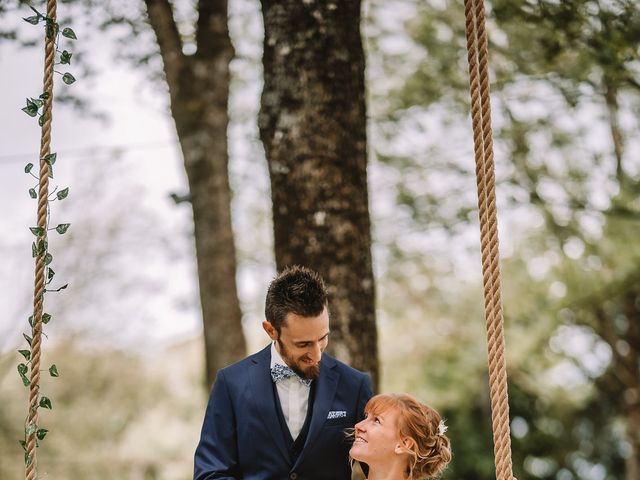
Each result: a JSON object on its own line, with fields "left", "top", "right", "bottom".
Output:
{"left": 395, "top": 437, "right": 413, "bottom": 454}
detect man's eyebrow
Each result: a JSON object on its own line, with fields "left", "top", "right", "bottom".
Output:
{"left": 293, "top": 331, "right": 330, "bottom": 344}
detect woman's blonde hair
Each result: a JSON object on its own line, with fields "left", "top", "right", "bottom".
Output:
{"left": 364, "top": 393, "right": 452, "bottom": 479}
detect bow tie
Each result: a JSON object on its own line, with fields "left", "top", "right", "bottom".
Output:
{"left": 271, "top": 363, "right": 313, "bottom": 387}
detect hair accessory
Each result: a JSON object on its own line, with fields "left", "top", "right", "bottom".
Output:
{"left": 437, "top": 420, "right": 448, "bottom": 436}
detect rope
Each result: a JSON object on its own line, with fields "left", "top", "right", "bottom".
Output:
{"left": 26, "top": 0, "right": 57, "bottom": 478}
{"left": 462, "top": 0, "right": 515, "bottom": 479}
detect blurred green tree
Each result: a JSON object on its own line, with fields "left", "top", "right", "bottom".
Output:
{"left": 370, "top": 0, "right": 640, "bottom": 478}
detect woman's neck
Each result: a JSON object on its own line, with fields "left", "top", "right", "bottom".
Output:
{"left": 366, "top": 463, "right": 409, "bottom": 480}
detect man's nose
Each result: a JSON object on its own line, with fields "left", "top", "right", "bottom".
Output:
{"left": 310, "top": 343, "right": 322, "bottom": 362}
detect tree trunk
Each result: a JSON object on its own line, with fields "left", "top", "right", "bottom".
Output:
{"left": 259, "top": 0, "right": 379, "bottom": 388}
{"left": 145, "top": 0, "right": 246, "bottom": 388}
{"left": 604, "top": 83, "right": 625, "bottom": 186}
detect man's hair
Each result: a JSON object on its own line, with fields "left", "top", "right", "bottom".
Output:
{"left": 265, "top": 265, "right": 328, "bottom": 332}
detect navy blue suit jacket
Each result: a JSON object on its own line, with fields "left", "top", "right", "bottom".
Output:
{"left": 194, "top": 345, "right": 373, "bottom": 480}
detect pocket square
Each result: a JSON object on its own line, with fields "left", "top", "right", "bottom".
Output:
{"left": 327, "top": 410, "right": 347, "bottom": 420}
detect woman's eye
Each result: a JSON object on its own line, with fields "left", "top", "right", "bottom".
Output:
{"left": 374, "top": 417, "right": 381, "bottom": 424}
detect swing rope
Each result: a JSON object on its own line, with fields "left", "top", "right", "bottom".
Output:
{"left": 26, "top": 0, "right": 57, "bottom": 478}
{"left": 463, "top": 0, "right": 515, "bottom": 479}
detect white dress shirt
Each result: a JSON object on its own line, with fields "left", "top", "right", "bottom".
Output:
{"left": 270, "top": 342, "right": 311, "bottom": 440}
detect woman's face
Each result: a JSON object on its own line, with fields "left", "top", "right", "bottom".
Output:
{"left": 350, "top": 405, "right": 404, "bottom": 464}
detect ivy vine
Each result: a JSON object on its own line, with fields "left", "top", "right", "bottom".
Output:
{"left": 18, "top": 3, "right": 76, "bottom": 468}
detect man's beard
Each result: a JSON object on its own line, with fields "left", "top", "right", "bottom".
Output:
{"left": 277, "top": 338, "right": 321, "bottom": 380}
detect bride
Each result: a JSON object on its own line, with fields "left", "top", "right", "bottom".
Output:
{"left": 349, "top": 393, "right": 452, "bottom": 480}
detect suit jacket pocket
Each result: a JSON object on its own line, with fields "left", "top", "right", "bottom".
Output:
{"left": 324, "top": 417, "right": 352, "bottom": 428}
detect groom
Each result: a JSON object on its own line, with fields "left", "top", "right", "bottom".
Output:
{"left": 194, "top": 265, "right": 374, "bottom": 480}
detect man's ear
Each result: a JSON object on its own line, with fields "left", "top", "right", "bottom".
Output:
{"left": 262, "top": 321, "right": 277, "bottom": 341}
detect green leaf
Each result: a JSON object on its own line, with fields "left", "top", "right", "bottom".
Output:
{"left": 25, "top": 423, "right": 37, "bottom": 436}
{"left": 39, "top": 92, "right": 50, "bottom": 100}
{"left": 18, "top": 349, "right": 31, "bottom": 361}
{"left": 47, "top": 268, "right": 55, "bottom": 282}
{"left": 22, "top": 106, "right": 37, "bottom": 117}
{"left": 45, "top": 19, "right": 57, "bottom": 39}
{"left": 32, "top": 98, "right": 44, "bottom": 107}
{"left": 22, "top": 98, "right": 39, "bottom": 117}
{"left": 42, "top": 313, "right": 52, "bottom": 324}
{"left": 60, "top": 50, "right": 72, "bottom": 64}
{"left": 24, "top": 163, "right": 34, "bottom": 174}
{"left": 62, "top": 27, "right": 77, "bottom": 40}
{"left": 38, "top": 115, "right": 45, "bottom": 127}
{"left": 51, "top": 283, "right": 69, "bottom": 292}
{"left": 39, "top": 396, "right": 52, "bottom": 409}
{"left": 21, "top": 373, "right": 30, "bottom": 387}
{"left": 56, "top": 223, "right": 70, "bottom": 234}
{"left": 17, "top": 363, "right": 28, "bottom": 375}
{"left": 49, "top": 365, "right": 59, "bottom": 377}
{"left": 56, "top": 187, "right": 69, "bottom": 200}
{"left": 62, "top": 72, "right": 76, "bottom": 85}
{"left": 28, "top": 315, "right": 34, "bottom": 327}
{"left": 48, "top": 164, "right": 54, "bottom": 179}
{"left": 44, "top": 253, "right": 53, "bottom": 265}
{"left": 36, "top": 428, "right": 48, "bottom": 440}
{"left": 19, "top": 440, "right": 27, "bottom": 451}
{"left": 23, "top": 15, "right": 40, "bottom": 25}
{"left": 31, "top": 242, "right": 37, "bottom": 258}
{"left": 29, "top": 188, "right": 37, "bottom": 199}
{"left": 23, "top": 333, "right": 32, "bottom": 346}
{"left": 29, "top": 227, "right": 44, "bottom": 236}
{"left": 25, "top": 453, "right": 32, "bottom": 467}
{"left": 43, "top": 153, "right": 56, "bottom": 165}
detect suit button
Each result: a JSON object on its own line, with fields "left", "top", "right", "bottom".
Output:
{"left": 290, "top": 473, "right": 298, "bottom": 480}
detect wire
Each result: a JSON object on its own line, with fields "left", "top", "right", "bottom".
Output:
{"left": 0, "top": 140, "right": 179, "bottom": 165}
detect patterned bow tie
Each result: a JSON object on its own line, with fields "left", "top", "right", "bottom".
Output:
{"left": 270, "top": 363, "right": 312, "bottom": 387}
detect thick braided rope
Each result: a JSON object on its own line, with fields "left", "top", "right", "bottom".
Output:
{"left": 26, "top": 0, "right": 57, "bottom": 478}
{"left": 463, "top": 0, "right": 514, "bottom": 479}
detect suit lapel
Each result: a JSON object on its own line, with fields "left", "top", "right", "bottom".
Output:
{"left": 298, "top": 355, "right": 339, "bottom": 459}
{"left": 248, "top": 345, "right": 290, "bottom": 461}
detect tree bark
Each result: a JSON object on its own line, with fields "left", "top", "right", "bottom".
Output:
{"left": 145, "top": 0, "right": 246, "bottom": 388}
{"left": 259, "top": 0, "right": 379, "bottom": 388}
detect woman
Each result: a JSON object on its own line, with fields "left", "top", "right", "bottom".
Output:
{"left": 349, "top": 393, "right": 452, "bottom": 480}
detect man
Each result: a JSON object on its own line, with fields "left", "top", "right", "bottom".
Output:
{"left": 194, "top": 265, "right": 374, "bottom": 480}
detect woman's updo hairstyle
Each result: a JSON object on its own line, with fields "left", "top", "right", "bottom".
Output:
{"left": 365, "top": 393, "right": 452, "bottom": 479}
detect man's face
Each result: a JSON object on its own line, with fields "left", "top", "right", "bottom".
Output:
{"left": 263, "top": 307, "right": 330, "bottom": 380}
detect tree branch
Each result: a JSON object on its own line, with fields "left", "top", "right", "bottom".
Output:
{"left": 144, "top": 0, "right": 184, "bottom": 90}
{"left": 196, "top": 0, "right": 233, "bottom": 59}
